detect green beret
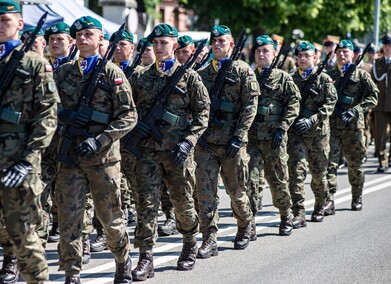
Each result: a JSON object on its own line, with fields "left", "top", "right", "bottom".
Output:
{"left": 110, "top": 29, "right": 134, "bottom": 43}
{"left": 21, "top": 27, "right": 44, "bottom": 42}
{"left": 147, "top": 24, "right": 178, "bottom": 42}
{"left": 336, "top": 39, "right": 354, "bottom": 51}
{"left": 44, "top": 22, "right": 70, "bottom": 41}
{"left": 70, "top": 16, "right": 102, "bottom": 39}
{"left": 381, "top": 34, "right": 391, "bottom": 45}
{"left": 136, "top": 37, "right": 152, "bottom": 52}
{"left": 177, "top": 35, "right": 194, "bottom": 49}
{"left": 295, "top": 41, "right": 315, "bottom": 55}
{"left": 253, "top": 35, "right": 276, "bottom": 51}
{"left": 0, "top": 0, "right": 20, "bottom": 14}
{"left": 210, "top": 25, "right": 231, "bottom": 42}
{"left": 103, "top": 33, "right": 109, "bottom": 41}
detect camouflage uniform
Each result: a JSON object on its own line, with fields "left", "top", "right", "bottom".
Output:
{"left": 327, "top": 67, "right": 378, "bottom": 202}
{"left": 196, "top": 59, "right": 259, "bottom": 242}
{"left": 0, "top": 46, "right": 59, "bottom": 282}
{"left": 288, "top": 67, "right": 337, "bottom": 217}
{"left": 248, "top": 68, "right": 299, "bottom": 219}
{"left": 129, "top": 59, "right": 209, "bottom": 252}
{"left": 54, "top": 60, "right": 137, "bottom": 276}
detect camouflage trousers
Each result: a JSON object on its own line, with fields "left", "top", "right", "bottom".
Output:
{"left": 247, "top": 135, "right": 266, "bottom": 216}
{"left": 247, "top": 138, "right": 292, "bottom": 217}
{"left": 327, "top": 128, "right": 366, "bottom": 200}
{"left": 134, "top": 148, "right": 198, "bottom": 253}
{"left": 287, "top": 131, "right": 330, "bottom": 216}
{"left": 0, "top": 173, "right": 48, "bottom": 283}
{"left": 55, "top": 162, "right": 130, "bottom": 276}
{"left": 195, "top": 144, "right": 253, "bottom": 242}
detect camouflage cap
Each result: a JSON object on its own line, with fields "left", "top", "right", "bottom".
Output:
{"left": 70, "top": 16, "right": 102, "bottom": 39}
{"left": 0, "top": 0, "right": 20, "bottom": 14}
{"left": 295, "top": 41, "right": 315, "bottom": 55}
{"left": 147, "top": 24, "right": 178, "bottom": 42}
{"left": 21, "top": 27, "right": 44, "bottom": 42}
{"left": 253, "top": 35, "right": 276, "bottom": 51}
{"left": 110, "top": 29, "right": 134, "bottom": 43}
{"left": 177, "top": 35, "right": 194, "bottom": 49}
{"left": 210, "top": 25, "right": 231, "bottom": 42}
{"left": 336, "top": 39, "right": 354, "bottom": 51}
{"left": 136, "top": 37, "right": 152, "bottom": 52}
{"left": 381, "top": 34, "right": 391, "bottom": 45}
{"left": 103, "top": 33, "right": 109, "bottom": 41}
{"left": 44, "top": 22, "right": 71, "bottom": 41}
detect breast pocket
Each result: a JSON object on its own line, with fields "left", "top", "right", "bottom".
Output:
{"left": 60, "top": 76, "right": 78, "bottom": 99}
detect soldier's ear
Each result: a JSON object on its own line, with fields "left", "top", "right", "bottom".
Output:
{"left": 173, "top": 41, "right": 179, "bottom": 51}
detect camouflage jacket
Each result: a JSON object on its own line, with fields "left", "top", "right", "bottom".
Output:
{"left": 0, "top": 45, "right": 59, "bottom": 183}
{"left": 371, "top": 57, "right": 391, "bottom": 112}
{"left": 250, "top": 68, "right": 300, "bottom": 141}
{"left": 291, "top": 67, "right": 337, "bottom": 137}
{"left": 328, "top": 67, "right": 378, "bottom": 130}
{"left": 55, "top": 60, "right": 137, "bottom": 166}
{"left": 130, "top": 60, "right": 210, "bottom": 151}
{"left": 198, "top": 60, "right": 260, "bottom": 145}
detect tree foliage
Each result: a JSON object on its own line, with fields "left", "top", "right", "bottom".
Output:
{"left": 181, "top": 0, "right": 390, "bottom": 43}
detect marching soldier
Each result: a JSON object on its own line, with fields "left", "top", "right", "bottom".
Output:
{"left": 54, "top": 16, "right": 137, "bottom": 284}
{"left": 129, "top": 23, "right": 210, "bottom": 280}
{"left": 326, "top": 39, "right": 378, "bottom": 212}
{"left": 323, "top": 35, "right": 340, "bottom": 71}
{"left": 247, "top": 35, "right": 299, "bottom": 237}
{"left": 195, "top": 25, "right": 259, "bottom": 259}
{"left": 0, "top": 1, "right": 60, "bottom": 283}
{"left": 137, "top": 38, "right": 155, "bottom": 66}
{"left": 20, "top": 26, "right": 46, "bottom": 57}
{"left": 288, "top": 42, "right": 337, "bottom": 227}
{"left": 174, "top": 35, "right": 196, "bottom": 64}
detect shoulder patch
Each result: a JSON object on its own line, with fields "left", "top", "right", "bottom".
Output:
{"left": 118, "top": 91, "right": 129, "bottom": 104}
{"left": 248, "top": 69, "right": 254, "bottom": 76}
{"left": 114, "top": 78, "right": 123, "bottom": 85}
{"left": 251, "top": 81, "right": 259, "bottom": 91}
{"left": 45, "top": 64, "right": 53, "bottom": 72}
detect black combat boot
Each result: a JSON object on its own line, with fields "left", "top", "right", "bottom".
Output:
{"left": 196, "top": 239, "right": 218, "bottom": 259}
{"left": 292, "top": 215, "right": 307, "bottom": 229}
{"left": 279, "top": 213, "right": 293, "bottom": 236}
{"left": 177, "top": 240, "right": 197, "bottom": 271}
{"left": 65, "top": 275, "right": 81, "bottom": 284}
{"left": 234, "top": 225, "right": 251, "bottom": 249}
{"left": 131, "top": 253, "right": 154, "bottom": 281}
{"left": 157, "top": 218, "right": 178, "bottom": 236}
{"left": 82, "top": 239, "right": 91, "bottom": 265}
{"left": 311, "top": 205, "right": 325, "bottom": 222}
{"left": 114, "top": 255, "right": 132, "bottom": 284}
{"left": 324, "top": 200, "right": 336, "bottom": 216}
{"left": 250, "top": 221, "right": 257, "bottom": 241}
{"left": 48, "top": 222, "right": 60, "bottom": 243}
{"left": 90, "top": 233, "right": 108, "bottom": 252}
{"left": 351, "top": 196, "right": 363, "bottom": 211}
{"left": 0, "top": 254, "right": 19, "bottom": 284}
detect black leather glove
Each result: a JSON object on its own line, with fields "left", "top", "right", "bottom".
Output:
{"left": 271, "top": 128, "right": 285, "bottom": 150}
{"left": 74, "top": 137, "right": 102, "bottom": 157}
{"left": 295, "top": 117, "right": 315, "bottom": 134}
{"left": 341, "top": 108, "right": 358, "bottom": 123}
{"left": 1, "top": 161, "right": 32, "bottom": 188}
{"left": 172, "top": 140, "right": 193, "bottom": 167}
{"left": 132, "top": 121, "right": 150, "bottom": 138}
{"left": 58, "top": 109, "right": 88, "bottom": 127}
{"left": 225, "top": 137, "right": 243, "bottom": 159}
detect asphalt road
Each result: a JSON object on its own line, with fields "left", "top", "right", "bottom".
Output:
{"left": 6, "top": 145, "right": 391, "bottom": 284}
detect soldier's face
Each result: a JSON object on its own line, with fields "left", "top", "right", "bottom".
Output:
{"left": 0, "top": 13, "right": 23, "bottom": 42}
{"left": 211, "top": 35, "right": 234, "bottom": 60}
{"left": 336, "top": 48, "right": 354, "bottom": 65}
{"left": 254, "top": 44, "right": 276, "bottom": 68}
{"left": 141, "top": 46, "right": 155, "bottom": 65}
{"left": 31, "top": 36, "right": 46, "bottom": 57}
{"left": 366, "top": 52, "right": 378, "bottom": 62}
{"left": 324, "top": 45, "right": 335, "bottom": 55}
{"left": 174, "top": 44, "right": 195, "bottom": 64}
{"left": 152, "top": 37, "right": 178, "bottom": 62}
{"left": 114, "top": 40, "right": 134, "bottom": 63}
{"left": 383, "top": 44, "right": 391, "bottom": 57}
{"left": 48, "top": 33, "right": 73, "bottom": 58}
{"left": 99, "top": 40, "right": 110, "bottom": 57}
{"left": 75, "top": 29, "right": 103, "bottom": 57}
{"left": 297, "top": 50, "right": 315, "bottom": 70}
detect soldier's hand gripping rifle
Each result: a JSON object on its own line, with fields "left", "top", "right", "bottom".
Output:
{"left": 124, "top": 41, "right": 148, "bottom": 78}
{"left": 124, "top": 39, "right": 208, "bottom": 159}
{"left": 334, "top": 43, "right": 371, "bottom": 116}
{"left": 56, "top": 23, "right": 126, "bottom": 167}
{"left": 0, "top": 12, "right": 48, "bottom": 124}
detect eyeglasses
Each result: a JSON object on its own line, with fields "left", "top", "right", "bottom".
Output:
{"left": 297, "top": 54, "right": 313, "bottom": 59}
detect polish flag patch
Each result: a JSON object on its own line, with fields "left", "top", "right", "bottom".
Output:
{"left": 45, "top": 64, "right": 53, "bottom": 72}
{"left": 114, "top": 78, "right": 123, "bottom": 85}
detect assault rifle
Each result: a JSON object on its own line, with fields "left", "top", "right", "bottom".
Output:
{"left": 124, "top": 39, "right": 208, "bottom": 158}
{"left": 124, "top": 41, "right": 148, "bottom": 78}
{"left": 62, "top": 44, "right": 78, "bottom": 64}
{"left": 0, "top": 12, "right": 48, "bottom": 124}
{"left": 56, "top": 23, "right": 126, "bottom": 167}
{"left": 193, "top": 42, "right": 212, "bottom": 71}
{"left": 277, "top": 43, "right": 291, "bottom": 70}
